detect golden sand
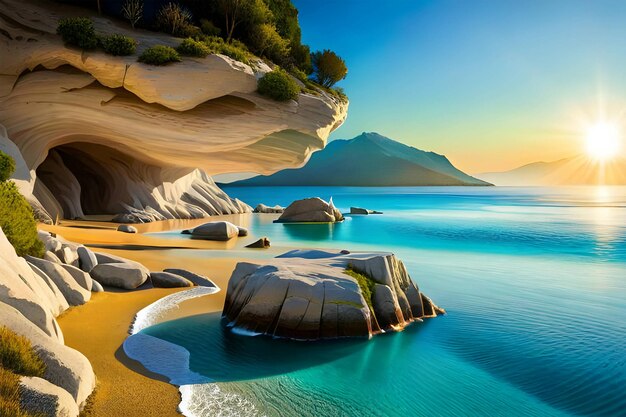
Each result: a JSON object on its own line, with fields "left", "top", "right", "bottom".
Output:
{"left": 52, "top": 216, "right": 267, "bottom": 416}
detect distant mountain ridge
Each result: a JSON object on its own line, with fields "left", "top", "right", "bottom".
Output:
{"left": 478, "top": 155, "right": 626, "bottom": 185}
{"left": 226, "top": 132, "right": 491, "bottom": 187}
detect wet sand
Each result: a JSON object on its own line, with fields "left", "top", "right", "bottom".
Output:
{"left": 52, "top": 216, "right": 268, "bottom": 416}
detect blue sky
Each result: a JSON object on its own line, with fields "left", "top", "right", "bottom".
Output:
{"left": 293, "top": 0, "right": 626, "bottom": 172}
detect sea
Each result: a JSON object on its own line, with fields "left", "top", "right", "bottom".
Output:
{"left": 124, "top": 186, "right": 626, "bottom": 417}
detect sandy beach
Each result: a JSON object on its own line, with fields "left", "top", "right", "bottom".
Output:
{"left": 49, "top": 216, "right": 266, "bottom": 416}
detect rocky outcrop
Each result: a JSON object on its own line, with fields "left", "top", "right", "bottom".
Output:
{"left": 274, "top": 197, "right": 344, "bottom": 223}
{"left": 350, "top": 207, "right": 383, "bottom": 215}
{"left": 254, "top": 203, "right": 284, "bottom": 213}
{"left": 0, "top": 0, "right": 348, "bottom": 222}
{"left": 222, "top": 250, "right": 444, "bottom": 340}
{"left": 26, "top": 257, "right": 91, "bottom": 306}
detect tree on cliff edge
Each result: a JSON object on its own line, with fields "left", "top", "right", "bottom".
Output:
{"left": 311, "top": 49, "right": 347, "bottom": 88}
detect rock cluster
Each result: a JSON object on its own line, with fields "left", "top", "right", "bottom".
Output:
{"left": 222, "top": 250, "right": 444, "bottom": 340}
{"left": 254, "top": 203, "right": 285, "bottom": 213}
{"left": 274, "top": 198, "right": 344, "bottom": 223}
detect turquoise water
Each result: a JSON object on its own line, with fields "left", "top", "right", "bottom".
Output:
{"left": 137, "top": 186, "right": 626, "bottom": 416}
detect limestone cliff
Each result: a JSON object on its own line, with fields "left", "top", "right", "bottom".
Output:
{"left": 0, "top": 0, "right": 348, "bottom": 221}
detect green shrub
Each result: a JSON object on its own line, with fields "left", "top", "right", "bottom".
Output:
{"left": 176, "top": 38, "right": 209, "bottom": 57}
{"left": 138, "top": 45, "right": 181, "bottom": 65}
{"left": 257, "top": 69, "right": 300, "bottom": 101}
{"left": 0, "top": 151, "right": 15, "bottom": 182}
{"left": 0, "top": 327, "right": 46, "bottom": 377}
{"left": 0, "top": 181, "right": 45, "bottom": 258}
{"left": 199, "top": 19, "right": 220, "bottom": 36}
{"left": 288, "top": 66, "right": 308, "bottom": 83}
{"left": 56, "top": 17, "right": 99, "bottom": 50}
{"left": 101, "top": 34, "right": 137, "bottom": 56}
{"left": 345, "top": 267, "right": 376, "bottom": 313}
{"left": 200, "top": 36, "right": 251, "bottom": 64}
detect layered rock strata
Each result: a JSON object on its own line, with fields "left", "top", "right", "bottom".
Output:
{"left": 222, "top": 250, "right": 444, "bottom": 340}
{"left": 0, "top": 0, "right": 348, "bottom": 222}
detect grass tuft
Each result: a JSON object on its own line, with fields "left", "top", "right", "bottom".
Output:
{"left": 344, "top": 267, "right": 377, "bottom": 312}
{"left": 0, "top": 327, "right": 46, "bottom": 378}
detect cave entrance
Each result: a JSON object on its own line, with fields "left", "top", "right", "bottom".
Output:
{"left": 36, "top": 142, "right": 129, "bottom": 219}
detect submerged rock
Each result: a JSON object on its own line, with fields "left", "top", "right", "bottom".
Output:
{"left": 350, "top": 207, "right": 383, "bottom": 215}
{"left": 245, "top": 237, "right": 271, "bottom": 248}
{"left": 254, "top": 203, "right": 284, "bottom": 213}
{"left": 222, "top": 250, "right": 443, "bottom": 340}
{"left": 274, "top": 197, "right": 344, "bottom": 223}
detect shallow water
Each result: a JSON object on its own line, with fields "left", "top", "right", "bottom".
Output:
{"left": 131, "top": 186, "right": 626, "bottom": 416}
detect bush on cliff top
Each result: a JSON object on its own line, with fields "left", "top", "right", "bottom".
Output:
{"left": 56, "top": 17, "right": 99, "bottom": 50}
{"left": 101, "top": 34, "right": 137, "bottom": 56}
{"left": 257, "top": 69, "right": 300, "bottom": 101}
{"left": 176, "top": 38, "right": 210, "bottom": 58}
{"left": 0, "top": 151, "right": 15, "bottom": 182}
{"left": 138, "top": 45, "right": 181, "bottom": 65}
{"left": 0, "top": 180, "right": 45, "bottom": 258}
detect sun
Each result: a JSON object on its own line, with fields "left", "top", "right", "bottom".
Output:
{"left": 585, "top": 122, "right": 621, "bottom": 161}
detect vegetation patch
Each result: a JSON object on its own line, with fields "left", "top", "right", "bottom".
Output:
{"left": 176, "top": 38, "right": 210, "bottom": 58}
{"left": 100, "top": 34, "right": 137, "bottom": 56}
{"left": 0, "top": 327, "right": 46, "bottom": 377}
{"left": 345, "top": 267, "right": 377, "bottom": 313}
{"left": 138, "top": 45, "right": 182, "bottom": 65}
{"left": 257, "top": 69, "right": 300, "bottom": 101}
{"left": 56, "top": 17, "right": 99, "bottom": 50}
{"left": 0, "top": 153, "right": 44, "bottom": 258}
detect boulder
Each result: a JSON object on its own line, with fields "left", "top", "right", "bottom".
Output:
{"left": 223, "top": 250, "right": 443, "bottom": 340}
{"left": 350, "top": 207, "right": 383, "bottom": 215}
{"left": 117, "top": 225, "right": 138, "bottom": 233}
{"left": 77, "top": 246, "right": 98, "bottom": 272}
{"left": 59, "top": 264, "right": 93, "bottom": 292}
{"left": 186, "top": 221, "right": 240, "bottom": 241}
{"left": 274, "top": 197, "right": 344, "bottom": 223}
{"left": 237, "top": 226, "right": 248, "bottom": 237}
{"left": 20, "top": 376, "right": 79, "bottom": 417}
{"left": 254, "top": 203, "right": 284, "bottom": 213}
{"left": 0, "top": 302, "right": 95, "bottom": 407}
{"left": 94, "top": 252, "right": 150, "bottom": 276}
{"left": 245, "top": 237, "right": 271, "bottom": 248}
{"left": 28, "top": 263, "right": 70, "bottom": 315}
{"left": 163, "top": 269, "right": 217, "bottom": 287}
{"left": 150, "top": 272, "right": 194, "bottom": 288}
{"left": 90, "top": 263, "right": 148, "bottom": 289}
{"left": 25, "top": 257, "right": 91, "bottom": 306}
{"left": 44, "top": 251, "right": 63, "bottom": 264}
{"left": 90, "top": 280, "right": 104, "bottom": 293}
{"left": 56, "top": 244, "right": 80, "bottom": 267}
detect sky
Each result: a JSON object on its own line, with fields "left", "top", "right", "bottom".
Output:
{"left": 292, "top": 0, "right": 626, "bottom": 174}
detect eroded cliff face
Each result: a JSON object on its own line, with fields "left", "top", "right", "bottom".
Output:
{"left": 0, "top": 0, "right": 348, "bottom": 221}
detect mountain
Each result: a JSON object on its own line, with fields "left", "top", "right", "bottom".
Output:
{"left": 226, "top": 132, "right": 491, "bottom": 186}
{"left": 478, "top": 156, "right": 626, "bottom": 186}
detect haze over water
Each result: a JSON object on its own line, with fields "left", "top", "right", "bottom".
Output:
{"left": 137, "top": 186, "right": 626, "bottom": 416}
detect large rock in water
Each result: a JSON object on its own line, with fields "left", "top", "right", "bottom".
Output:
{"left": 274, "top": 198, "right": 344, "bottom": 223}
{"left": 222, "top": 250, "right": 444, "bottom": 340}
{"left": 186, "top": 221, "right": 242, "bottom": 241}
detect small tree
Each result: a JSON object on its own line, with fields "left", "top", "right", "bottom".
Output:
{"left": 311, "top": 49, "right": 347, "bottom": 88}
{"left": 157, "top": 2, "right": 192, "bottom": 36}
{"left": 216, "top": 0, "right": 270, "bottom": 43}
{"left": 0, "top": 151, "right": 15, "bottom": 182}
{"left": 122, "top": 0, "right": 143, "bottom": 29}
{"left": 249, "top": 23, "right": 289, "bottom": 62}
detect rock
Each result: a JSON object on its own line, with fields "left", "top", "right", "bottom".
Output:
{"left": 0, "top": 0, "right": 346, "bottom": 223}
{"left": 181, "top": 229, "right": 192, "bottom": 235}
{"left": 117, "top": 225, "right": 138, "bottom": 233}
{"left": 223, "top": 250, "right": 442, "bottom": 340}
{"left": 274, "top": 197, "right": 344, "bottom": 223}
{"left": 187, "top": 221, "right": 241, "bottom": 241}
{"left": 59, "top": 264, "right": 93, "bottom": 292}
{"left": 76, "top": 246, "right": 98, "bottom": 273}
{"left": 254, "top": 203, "right": 284, "bottom": 213}
{"left": 28, "top": 263, "right": 70, "bottom": 315}
{"left": 163, "top": 269, "right": 217, "bottom": 287}
{"left": 350, "top": 207, "right": 383, "bottom": 215}
{"left": 245, "top": 237, "right": 271, "bottom": 248}
{"left": 94, "top": 252, "right": 150, "bottom": 276}
{"left": 56, "top": 244, "right": 80, "bottom": 267}
{"left": 20, "top": 376, "right": 79, "bottom": 417}
{"left": 44, "top": 251, "right": 63, "bottom": 264}
{"left": 90, "top": 263, "right": 148, "bottom": 290}
{"left": 0, "top": 302, "right": 95, "bottom": 407}
{"left": 90, "top": 280, "right": 104, "bottom": 293}
{"left": 0, "top": 230, "right": 65, "bottom": 341}
{"left": 150, "top": 272, "right": 194, "bottom": 288}
{"left": 25, "top": 257, "right": 91, "bottom": 306}
{"left": 237, "top": 226, "right": 248, "bottom": 237}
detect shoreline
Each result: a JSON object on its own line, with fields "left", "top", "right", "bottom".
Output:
{"left": 53, "top": 216, "right": 264, "bottom": 416}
